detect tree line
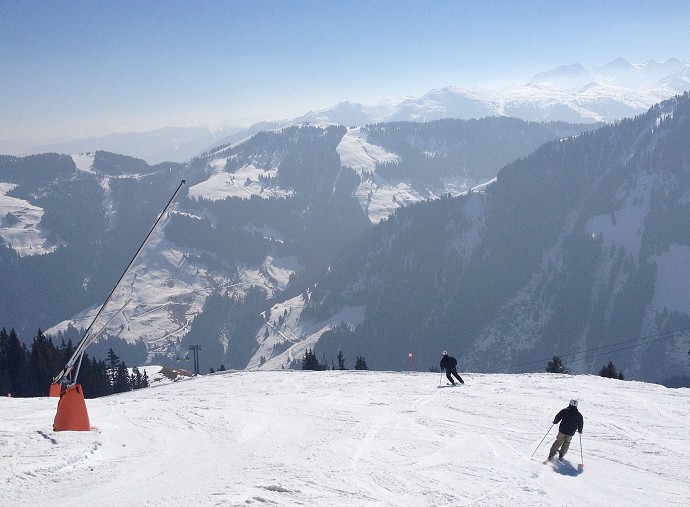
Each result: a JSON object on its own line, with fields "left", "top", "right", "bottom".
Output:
{"left": 0, "top": 327, "right": 149, "bottom": 399}
{"left": 546, "top": 356, "right": 625, "bottom": 380}
{"left": 301, "top": 348, "right": 368, "bottom": 371}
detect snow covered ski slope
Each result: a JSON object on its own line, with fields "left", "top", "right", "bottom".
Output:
{"left": 1, "top": 371, "right": 688, "bottom": 506}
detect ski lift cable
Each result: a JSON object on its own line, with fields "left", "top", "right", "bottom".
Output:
{"left": 53, "top": 180, "right": 186, "bottom": 385}
{"left": 514, "top": 334, "right": 683, "bottom": 373}
{"left": 514, "top": 327, "right": 690, "bottom": 369}
{"left": 501, "top": 326, "right": 690, "bottom": 373}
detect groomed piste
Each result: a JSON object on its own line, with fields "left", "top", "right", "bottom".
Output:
{"left": 2, "top": 370, "right": 688, "bottom": 506}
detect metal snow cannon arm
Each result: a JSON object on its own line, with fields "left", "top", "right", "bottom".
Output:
{"left": 49, "top": 179, "right": 185, "bottom": 407}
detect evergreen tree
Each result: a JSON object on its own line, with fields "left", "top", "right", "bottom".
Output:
{"left": 302, "top": 348, "right": 325, "bottom": 371}
{"left": 337, "top": 350, "right": 346, "bottom": 370}
{"left": 29, "top": 330, "right": 63, "bottom": 396}
{"left": 0, "top": 328, "right": 10, "bottom": 395}
{"left": 5, "top": 329, "right": 30, "bottom": 397}
{"left": 355, "top": 356, "right": 368, "bottom": 370}
{"left": 78, "top": 355, "right": 112, "bottom": 398}
{"left": 113, "top": 363, "right": 131, "bottom": 394}
{"left": 0, "top": 368, "right": 10, "bottom": 396}
{"left": 106, "top": 348, "right": 120, "bottom": 385}
{"left": 131, "top": 366, "right": 143, "bottom": 389}
{"left": 599, "top": 361, "right": 623, "bottom": 379}
{"left": 546, "top": 356, "right": 568, "bottom": 374}
{"left": 59, "top": 338, "right": 75, "bottom": 364}
{"left": 0, "top": 326, "right": 118, "bottom": 399}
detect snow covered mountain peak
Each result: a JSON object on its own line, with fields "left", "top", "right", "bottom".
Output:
{"left": 293, "top": 58, "right": 690, "bottom": 129}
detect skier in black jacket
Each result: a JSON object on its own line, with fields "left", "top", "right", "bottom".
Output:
{"left": 548, "top": 399, "right": 584, "bottom": 460}
{"left": 439, "top": 351, "right": 464, "bottom": 385}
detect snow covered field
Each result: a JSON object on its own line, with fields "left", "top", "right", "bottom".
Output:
{"left": 0, "top": 182, "right": 57, "bottom": 256}
{"left": 2, "top": 371, "right": 688, "bottom": 506}
{"left": 337, "top": 127, "right": 471, "bottom": 224}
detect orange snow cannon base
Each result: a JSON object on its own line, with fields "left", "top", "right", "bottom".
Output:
{"left": 53, "top": 384, "right": 91, "bottom": 431}
{"left": 49, "top": 383, "right": 61, "bottom": 397}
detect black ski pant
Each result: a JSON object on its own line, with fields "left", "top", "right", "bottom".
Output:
{"left": 446, "top": 370, "right": 463, "bottom": 384}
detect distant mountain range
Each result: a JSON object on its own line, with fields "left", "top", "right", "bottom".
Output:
{"left": 19, "top": 125, "right": 241, "bottom": 166}
{"left": 12, "top": 58, "right": 690, "bottom": 164}
{"left": 0, "top": 117, "right": 596, "bottom": 373}
{"left": 2, "top": 71, "right": 689, "bottom": 387}
{"left": 293, "top": 58, "right": 690, "bottom": 126}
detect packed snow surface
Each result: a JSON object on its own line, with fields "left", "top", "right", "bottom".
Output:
{"left": 2, "top": 371, "right": 688, "bottom": 506}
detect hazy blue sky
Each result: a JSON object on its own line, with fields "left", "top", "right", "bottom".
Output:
{"left": 2, "top": 0, "right": 690, "bottom": 145}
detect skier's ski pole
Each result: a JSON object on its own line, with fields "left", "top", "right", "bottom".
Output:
{"left": 439, "top": 373, "right": 444, "bottom": 386}
{"left": 531, "top": 423, "right": 553, "bottom": 458}
{"left": 579, "top": 433, "right": 584, "bottom": 469}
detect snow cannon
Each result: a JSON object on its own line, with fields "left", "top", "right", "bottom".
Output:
{"left": 48, "top": 180, "right": 186, "bottom": 431}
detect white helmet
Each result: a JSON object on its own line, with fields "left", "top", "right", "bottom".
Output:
{"left": 442, "top": 350, "right": 448, "bottom": 356}
{"left": 569, "top": 399, "right": 578, "bottom": 408}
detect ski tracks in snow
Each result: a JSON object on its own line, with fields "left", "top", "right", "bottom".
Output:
{"left": 3, "top": 371, "right": 689, "bottom": 506}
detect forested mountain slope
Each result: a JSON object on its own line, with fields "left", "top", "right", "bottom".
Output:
{"left": 302, "top": 93, "right": 690, "bottom": 384}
